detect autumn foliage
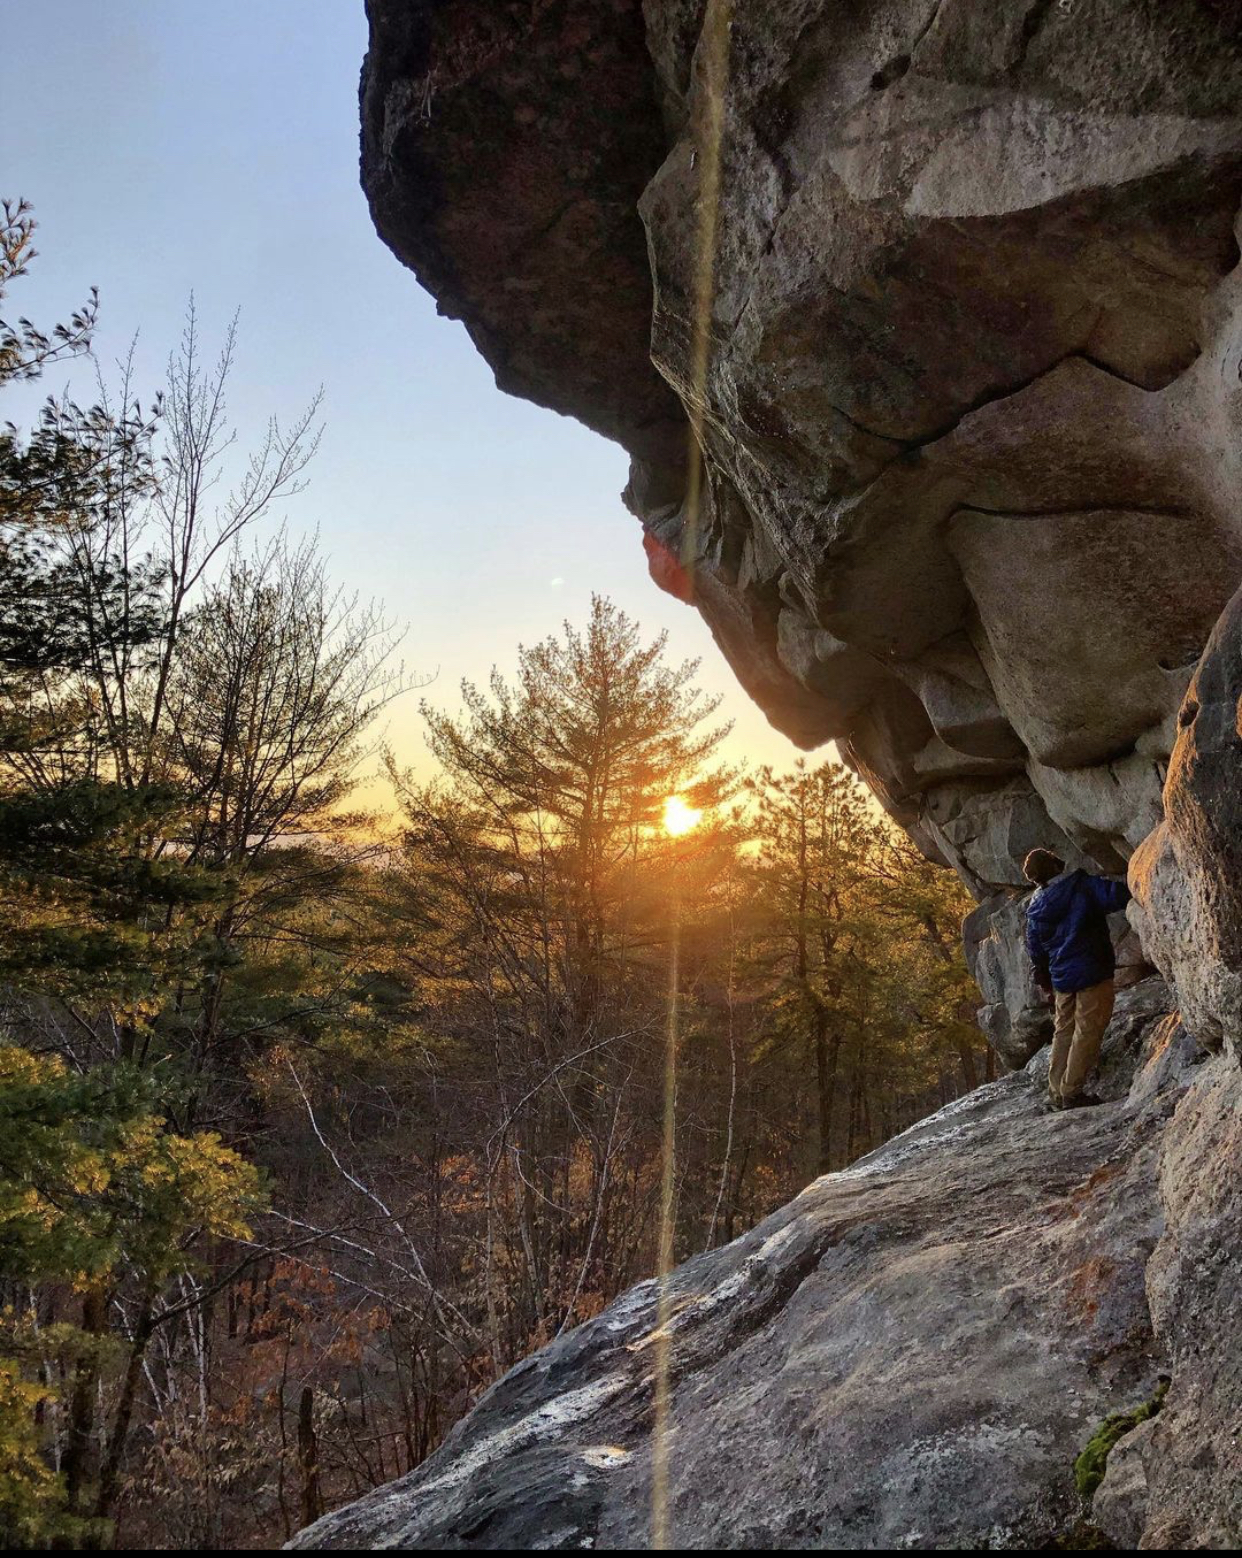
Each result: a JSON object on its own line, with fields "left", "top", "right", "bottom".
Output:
{"left": 0, "top": 207, "right": 987, "bottom": 1548}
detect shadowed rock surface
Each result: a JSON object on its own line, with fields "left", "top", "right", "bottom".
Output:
{"left": 315, "top": 2, "right": 1242, "bottom": 1548}
{"left": 1123, "top": 579, "right": 1242, "bottom": 1549}
{"left": 1131, "top": 583, "right": 1242, "bottom": 1060}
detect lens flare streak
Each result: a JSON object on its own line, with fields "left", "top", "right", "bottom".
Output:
{"left": 652, "top": 5, "right": 733, "bottom": 1548}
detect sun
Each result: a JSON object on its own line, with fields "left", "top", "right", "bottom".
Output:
{"left": 663, "top": 795, "right": 703, "bottom": 838}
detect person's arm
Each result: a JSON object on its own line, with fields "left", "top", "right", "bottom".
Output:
{"left": 1024, "top": 901, "right": 1053, "bottom": 997}
{"left": 1088, "top": 874, "right": 1131, "bottom": 914}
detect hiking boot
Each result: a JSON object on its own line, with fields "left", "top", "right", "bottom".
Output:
{"left": 1062, "top": 1090, "right": 1103, "bottom": 1110}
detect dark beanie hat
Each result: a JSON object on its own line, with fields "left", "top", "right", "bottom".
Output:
{"left": 1023, "top": 849, "right": 1065, "bottom": 886}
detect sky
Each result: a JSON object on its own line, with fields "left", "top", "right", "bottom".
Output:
{"left": 2, "top": 0, "right": 806, "bottom": 792}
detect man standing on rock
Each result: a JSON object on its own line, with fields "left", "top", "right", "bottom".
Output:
{"left": 1022, "top": 850, "right": 1131, "bottom": 1110}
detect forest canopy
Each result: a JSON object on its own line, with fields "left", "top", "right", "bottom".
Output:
{"left": 0, "top": 206, "right": 986, "bottom": 1549}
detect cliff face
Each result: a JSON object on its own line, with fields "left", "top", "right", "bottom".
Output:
{"left": 359, "top": 0, "right": 1242, "bottom": 861}
{"left": 294, "top": 1, "right": 1242, "bottom": 1546}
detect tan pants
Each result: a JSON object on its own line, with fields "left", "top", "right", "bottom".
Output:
{"left": 1049, "top": 978, "right": 1115, "bottom": 1101}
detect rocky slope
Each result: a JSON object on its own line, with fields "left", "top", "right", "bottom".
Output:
{"left": 295, "top": 1, "right": 1242, "bottom": 1547}
{"left": 291, "top": 979, "right": 1211, "bottom": 1550}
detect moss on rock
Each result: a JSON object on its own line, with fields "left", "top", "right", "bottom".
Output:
{"left": 1074, "top": 1379, "right": 1169, "bottom": 1500}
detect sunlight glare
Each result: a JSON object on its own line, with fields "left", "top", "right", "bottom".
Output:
{"left": 663, "top": 795, "right": 703, "bottom": 837}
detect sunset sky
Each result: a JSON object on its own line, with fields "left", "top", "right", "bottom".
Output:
{"left": 3, "top": 0, "right": 807, "bottom": 788}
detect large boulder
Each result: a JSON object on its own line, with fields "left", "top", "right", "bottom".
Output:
{"left": 1130, "top": 582, "right": 1242, "bottom": 1057}
{"left": 344, "top": 7, "right": 1242, "bottom": 1548}
{"left": 359, "top": 0, "right": 686, "bottom": 478}
{"left": 963, "top": 890, "right": 1051, "bottom": 1068}
{"left": 1111, "top": 584, "right": 1242, "bottom": 1548}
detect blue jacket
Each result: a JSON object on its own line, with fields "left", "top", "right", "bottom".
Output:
{"left": 1024, "top": 869, "right": 1131, "bottom": 994}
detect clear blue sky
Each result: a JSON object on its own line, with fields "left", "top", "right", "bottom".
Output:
{"left": 2, "top": 0, "right": 805, "bottom": 786}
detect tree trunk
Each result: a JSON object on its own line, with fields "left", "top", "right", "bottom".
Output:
{"left": 298, "top": 1385, "right": 323, "bottom": 1528}
{"left": 94, "top": 1291, "right": 155, "bottom": 1527}
{"left": 63, "top": 1283, "right": 108, "bottom": 1527}
{"left": 814, "top": 1014, "right": 840, "bottom": 1175}
{"left": 846, "top": 1067, "right": 863, "bottom": 1162}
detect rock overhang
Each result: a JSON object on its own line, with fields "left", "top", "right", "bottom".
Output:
{"left": 359, "top": 0, "right": 1242, "bottom": 917}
